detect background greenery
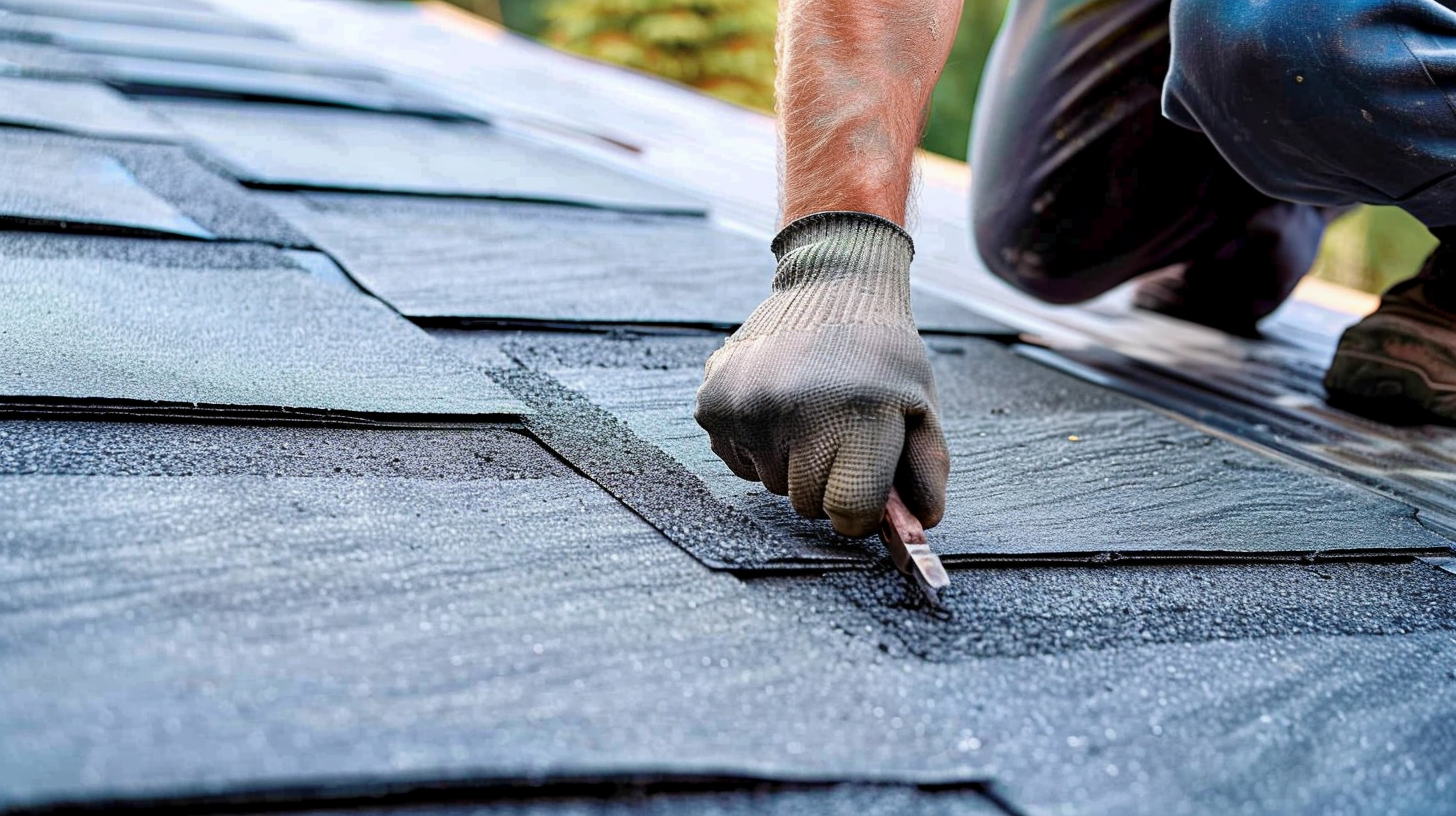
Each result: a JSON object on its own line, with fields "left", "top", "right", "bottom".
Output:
{"left": 447, "top": 0, "right": 1433, "bottom": 295}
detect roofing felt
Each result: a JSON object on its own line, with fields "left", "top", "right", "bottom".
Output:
{"left": 0, "top": 235, "right": 526, "bottom": 419}
{"left": 1, "top": 423, "right": 1451, "bottom": 813}
{"left": 444, "top": 331, "right": 1451, "bottom": 569}
{"left": 0, "top": 40, "right": 458, "bottom": 116}
{"left": 0, "top": 13, "right": 384, "bottom": 79}
{"left": 0, "top": 74, "right": 178, "bottom": 142}
{"left": 0, "top": 127, "right": 310, "bottom": 245}
{"left": 267, "top": 193, "right": 1011, "bottom": 333}
{"left": 149, "top": 101, "right": 710, "bottom": 215}
{"left": 0, "top": 0, "right": 283, "bottom": 38}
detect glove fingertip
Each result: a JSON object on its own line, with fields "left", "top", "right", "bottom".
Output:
{"left": 826, "top": 503, "right": 885, "bottom": 539}
{"left": 709, "top": 435, "right": 760, "bottom": 482}
{"left": 897, "top": 414, "right": 950, "bottom": 529}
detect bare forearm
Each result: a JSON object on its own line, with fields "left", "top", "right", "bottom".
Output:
{"left": 777, "top": 0, "right": 963, "bottom": 226}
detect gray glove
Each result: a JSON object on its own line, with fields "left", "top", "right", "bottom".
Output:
{"left": 694, "top": 211, "right": 950, "bottom": 537}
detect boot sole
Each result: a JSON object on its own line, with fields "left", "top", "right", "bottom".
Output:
{"left": 1325, "top": 350, "right": 1456, "bottom": 425}
{"left": 1324, "top": 313, "right": 1456, "bottom": 425}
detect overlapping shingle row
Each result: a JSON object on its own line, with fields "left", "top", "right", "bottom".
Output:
{"left": 0, "top": 1, "right": 1452, "bottom": 814}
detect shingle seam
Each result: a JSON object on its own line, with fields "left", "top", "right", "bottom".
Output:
{"left": 0, "top": 401, "right": 529, "bottom": 430}
{"left": 0, "top": 117, "right": 176, "bottom": 145}
{"left": 233, "top": 180, "right": 707, "bottom": 216}
{"left": 937, "top": 548, "right": 1453, "bottom": 568}
{"left": 410, "top": 316, "right": 1024, "bottom": 339}
{"left": 0, "top": 220, "right": 210, "bottom": 241}
{"left": 486, "top": 362, "right": 806, "bottom": 572}
{"left": 1, "top": 769, "right": 997, "bottom": 816}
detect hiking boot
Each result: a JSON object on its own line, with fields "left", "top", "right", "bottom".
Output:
{"left": 1324, "top": 232, "right": 1456, "bottom": 425}
{"left": 1133, "top": 202, "right": 1328, "bottom": 338}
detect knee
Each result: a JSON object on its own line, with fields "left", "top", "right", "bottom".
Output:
{"left": 1165, "top": 0, "right": 1405, "bottom": 201}
{"left": 971, "top": 209, "right": 1111, "bottom": 306}
{"left": 1167, "top": 0, "right": 1386, "bottom": 127}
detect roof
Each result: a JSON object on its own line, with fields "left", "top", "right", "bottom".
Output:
{"left": 0, "top": 0, "right": 1453, "bottom": 814}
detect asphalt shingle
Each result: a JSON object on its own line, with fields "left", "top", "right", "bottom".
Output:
{"left": 0, "top": 39, "right": 457, "bottom": 115}
{"left": 150, "top": 101, "right": 709, "bottom": 215}
{"left": 0, "top": 74, "right": 178, "bottom": 142}
{"left": 443, "top": 331, "right": 1452, "bottom": 567}
{"left": 0, "top": 13, "right": 382, "bottom": 78}
{"left": 0, "top": 139, "right": 211, "bottom": 237}
{"left": 1, "top": 433, "right": 1451, "bottom": 814}
{"left": 0, "top": 235, "right": 526, "bottom": 419}
{"left": 0, "top": 0, "right": 283, "bottom": 38}
{"left": 3, "top": 1, "right": 1454, "bottom": 815}
{"left": 267, "top": 193, "right": 1009, "bottom": 333}
{"left": 0, "top": 127, "right": 311, "bottom": 245}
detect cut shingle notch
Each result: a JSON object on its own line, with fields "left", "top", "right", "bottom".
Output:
{"left": 443, "top": 330, "right": 1456, "bottom": 570}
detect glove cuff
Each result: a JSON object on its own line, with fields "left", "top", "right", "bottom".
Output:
{"left": 733, "top": 211, "right": 915, "bottom": 339}
{"left": 771, "top": 211, "right": 914, "bottom": 262}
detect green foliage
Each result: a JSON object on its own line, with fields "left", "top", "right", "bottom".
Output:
{"left": 923, "top": 0, "right": 1008, "bottom": 161}
{"left": 540, "top": 0, "right": 776, "bottom": 110}
{"left": 1310, "top": 206, "right": 1436, "bottom": 295}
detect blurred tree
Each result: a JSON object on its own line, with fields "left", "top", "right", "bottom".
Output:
{"left": 448, "top": 0, "right": 504, "bottom": 22}
{"left": 1310, "top": 206, "right": 1436, "bottom": 295}
{"left": 540, "top": 0, "right": 776, "bottom": 111}
{"left": 923, "top": 0, "right": 1007, "bottom": 161}
{"left": 498, "top": 0, "right": 551, "bottom": 36}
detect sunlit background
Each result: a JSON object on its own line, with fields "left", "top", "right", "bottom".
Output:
{"left": 445, "top": 0, "right": 1434, "bottom": 296}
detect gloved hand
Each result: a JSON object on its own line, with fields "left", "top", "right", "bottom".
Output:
{"left": 694, "top": 211, "right": 950, "bottom": 537}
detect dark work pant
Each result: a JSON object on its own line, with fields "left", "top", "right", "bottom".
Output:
{"left": 969, "top": 0, "right": 1456, "bottom": 305}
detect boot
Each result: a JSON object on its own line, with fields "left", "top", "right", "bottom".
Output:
{"left": 1324, "top": 229, "right": 1456, "bottom": 424}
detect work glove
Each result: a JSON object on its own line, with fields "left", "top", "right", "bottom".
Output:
{"left": 694, "top": 211, "right": 950, "bottom": 537}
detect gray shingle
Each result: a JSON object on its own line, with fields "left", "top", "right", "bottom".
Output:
{"left": 152, "top": 101, "right": 709, "bottom": 215}
{"left": 0, "top": 13, "right": 382, "bottom": 78}
{"left": 0, "top": 0, "right": 282, "bottom": 37}
{"left": 0, "top": 236, "right": 525, "bottom": 418}
{"left": 0, "top": 74, "right": 178, "bottom": 141}
{"left": 0, "top": 127, "right": 310, "bottom": 245}
{"left": 444, "top": 331, "right": 1452, "bottom": 567}
{"left": 0, "top": 39, "right": 455, "bottom": 116}
{"left": 0, "top": 140, "right": 210, "bottom": 237}
{"left": 1, "top": 450, "right": 1451, "bottom": 814}
{"left": 267, "top": 193, "right": 1011, "bottom": 334}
